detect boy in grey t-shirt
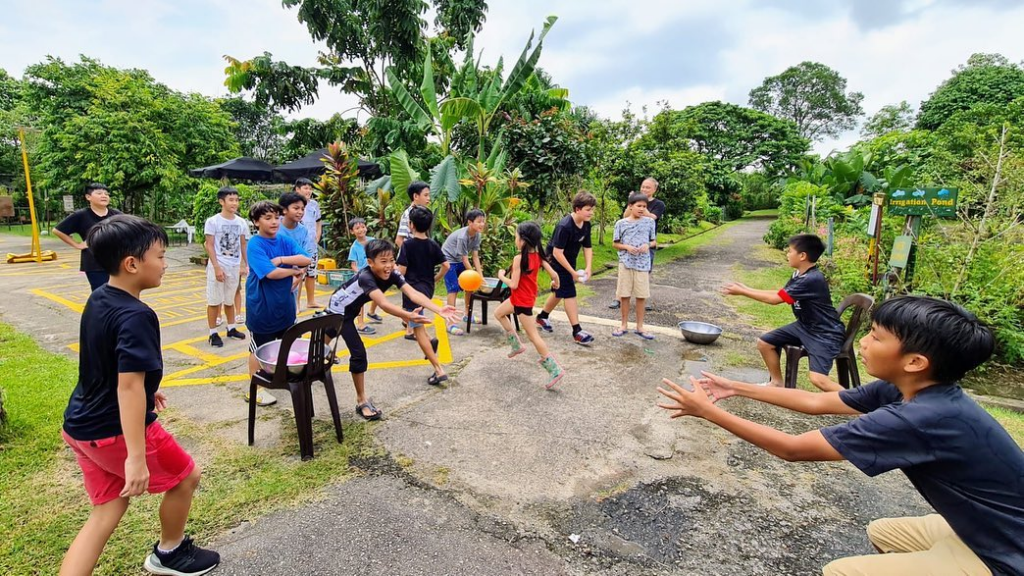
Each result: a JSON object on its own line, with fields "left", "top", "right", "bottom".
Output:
{"left": 441, "top": 209, "right": 486, "bottom": 335}
{"left": 612, "top": 193, "right": 656, "bottom": 340}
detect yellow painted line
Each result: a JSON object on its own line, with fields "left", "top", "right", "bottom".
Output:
{"left": 160, "top": 314, "right": 210, "bottom": 328}
{"left": 31, "top": 288, "right": 84, "bottom": 313}
{"left": 168, "top": 343, "right": 225, "bottom": 364}
{"left": 161, "top": 358, "right": 433, "bottom": 387}
{"left": 162, "top": 351, "right": 250, "bottom": 382}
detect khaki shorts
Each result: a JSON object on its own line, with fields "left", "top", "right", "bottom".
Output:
{"left": 615, "top": 263, "right": 650, "bottom": 299}
{"left": 206, "top": 263, "right": 240, "bottom": 306}
{"left": 822, "top": 515, "right": 990, "bottom": 576}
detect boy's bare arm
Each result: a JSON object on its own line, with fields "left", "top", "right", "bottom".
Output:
{"left": 551, "top": 247, "right": 576, "bottom": 279}
{"left": 277, "top": 254, "right": 311, "bottom": 267}
{"left": 722, "top": 282, "right": 784, "bottom": 304}
{"left": 240, "top": 235, "right": 248, "bottom": 273}
{"left": 583, "top": 247, "right": 593, "bottom": 273}
{"left": 205, "top": 235, "right": 225, "bottom": 281}
{"left": 658, "top": 377, "right": 845, "bottom": 462}
{"left": 118, "top": 372, "right": 150, "bottom": 497}
{"left": 472, "top": 251, "right": 482, "bottom": 273}
{"left": 699, "top": 372, "right": 861, "bottom": 415}
{"left": 53, "top": 228, "right": 85, "bottom": 250}
{"left": 435, "top": 261, "right": 450, "bottom": 283}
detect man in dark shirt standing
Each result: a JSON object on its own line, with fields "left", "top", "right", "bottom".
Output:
{"left": 54, "top": 183, "right": 123, "bottom": 291}
{"left": 611, "top": 177, "right": 665, "bottom": 310}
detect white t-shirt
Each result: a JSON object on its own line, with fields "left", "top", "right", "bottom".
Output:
{"left": 204, "top": 213, "right": 248, "bottom": 268}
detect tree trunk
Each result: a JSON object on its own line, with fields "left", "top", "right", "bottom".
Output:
{"left": 953, "top": 124, "right": 1008, "bottom": 297}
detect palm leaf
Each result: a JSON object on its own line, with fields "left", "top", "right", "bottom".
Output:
{"left": 389, "top": 150, "right": 420, "bottom": 200}
{"left": 430, "top": 155, "right": 462, "bottom": 202}
{"left": 386, "top": 67, "right": 433, "bottom": 133}
{"left": 419, "top": 50, "right": 440, "bottom": 122}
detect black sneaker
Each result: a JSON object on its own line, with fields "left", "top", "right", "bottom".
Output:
{"left": 226, "top": 328, "right": 246, "bottom": 340}
{"left": 208, "top": 333, "right": 223, "bottom": 348}
{"left": 144, "top": 536, "right": 220, "bottom": 575}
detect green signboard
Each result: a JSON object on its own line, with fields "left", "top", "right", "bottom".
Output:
{"left": 886, "top": 187, "right": 958, "bottom": 217}
{"left": 889, "top": 235, "right": 913, "bottom": 268}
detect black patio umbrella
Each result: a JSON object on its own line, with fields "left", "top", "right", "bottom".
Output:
{"left": 274, "top": 149, "right": 382, "bottom": 182}
{"left": 189, "top": 157, "right": 276, "bottom": 181}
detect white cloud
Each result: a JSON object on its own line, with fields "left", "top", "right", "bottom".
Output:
{"left": 2, "top": 0, "right": 1023, "bottom": 157}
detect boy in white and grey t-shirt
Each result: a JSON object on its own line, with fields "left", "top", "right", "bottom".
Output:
{"left": 204, "top": 186, "right": 249, "bottom": 347}
{"left": 294, "top": 178, "right": 323, "bottom": 309}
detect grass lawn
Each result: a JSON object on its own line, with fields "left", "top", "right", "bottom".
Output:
{"left": 726, "top": 245, "right": 1024, "bottom": 446}
{"left": 0, "top": 223, "right": 58, "bottom": 238}
{"left": 0, "top": 322, "right": 377, "bottom": 575}
{"left": 743, "top": 209, "right": 779, "bottom": 218}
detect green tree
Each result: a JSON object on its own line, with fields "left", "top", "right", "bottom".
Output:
{"left": 749, "top": 61, "right": 864, "bottom": 142}
{"left": 22, "top": 56, "right": 238, "bottom": 220}
{"left": 917, "top": 53, "right": 1024, "bottom": 131}
{"left": 217, "top": 97, "right": 288, "bottom": 163}
{"left": 0, "top": 69, "right": 23, "bottom": 183}
{"left": 280, "top": 114, "right": 363, "bottom": 160}
{"left": 861, "top": 101, "right": 916, "bottom": 138}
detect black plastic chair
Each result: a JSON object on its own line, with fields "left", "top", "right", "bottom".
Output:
{"left": 248, "top": 314, "right": 345, "bottom": 460}
{"left": 784, "top": 293, "right": 874, "bottom": 389}
{"left": 466, "top": 279, "right": 519, "bottom": 334}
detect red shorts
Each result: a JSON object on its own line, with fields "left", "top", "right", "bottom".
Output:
{"left": 62, "top": 421, "right": 195, "bottom": 506}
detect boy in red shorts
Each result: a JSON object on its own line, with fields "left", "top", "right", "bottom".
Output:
{"left": 60, "top": 215, "right": 219, "bottom": 576}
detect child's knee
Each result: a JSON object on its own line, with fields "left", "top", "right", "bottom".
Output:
{"left": 185, "top": 465, "right": 202, "bottom": 487}
{"left": 756, "top": 338, "right": 774, "bottom": 351}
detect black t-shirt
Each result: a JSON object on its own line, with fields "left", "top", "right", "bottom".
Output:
{"left": 55, "top": 207, "right": 123, "bottom": 271}
{"left": 63, "top": 284, "right": 163, "bottom": 440}
{"left": 646, "top": 198, "right": 666, "bottom": 231}
{"left": 396, "top": 236, "right": 445, "bottom": 306}
{"left": 777, "top": 266, "right": 845, "bottom": 341}
{"left": 546, "top": 215, "right": 592, "bottom": 271}
{"left": 327, "top": 267, "right": 406, "bottom": 319}
{"left": 823, "top": 381, "right": 1024, "bottom": 575}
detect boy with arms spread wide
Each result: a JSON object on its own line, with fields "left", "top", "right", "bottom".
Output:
{"left": 723, "top": 233, "right": 845, "bottom": 391}
{"left": 60, "top": 215, "right": 218, "bottom": 576}
{"left": 658, "top": 296, "right": 1024, "bottom": 575}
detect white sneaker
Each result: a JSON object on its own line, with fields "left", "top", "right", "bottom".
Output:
{"left": 245, "top": 388, "right": 277, "bottom": 406}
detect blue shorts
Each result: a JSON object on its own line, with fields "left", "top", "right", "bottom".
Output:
{"left": 403, "top": 305, "right": 427, "bottom": 329}
{"left": 444, "top": 261, "right": 466, "bottom": 294}
{"left": 761, "top": 322, "right": 842, "bottom": 375}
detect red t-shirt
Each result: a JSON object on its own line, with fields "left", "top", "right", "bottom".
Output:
{"left": 510, "top": 252, "right": 541, "bottom": 307}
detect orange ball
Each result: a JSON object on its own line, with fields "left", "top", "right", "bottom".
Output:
{"left": 458, "top": 269, "right": 483, "bottom": 292}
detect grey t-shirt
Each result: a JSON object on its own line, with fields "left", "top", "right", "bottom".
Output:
{"left": 822, "top": 380, "right": 1024, "bottom": 575}
{"left": 442, "top": 226, "right": 483, "bottom": 263}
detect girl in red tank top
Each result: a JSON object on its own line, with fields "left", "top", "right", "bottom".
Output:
{"left": 495, "top": 222, "right": 565, "bottom": 389}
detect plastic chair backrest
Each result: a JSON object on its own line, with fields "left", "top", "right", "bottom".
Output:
{"left": 267, "top": 314, "right": 345, "bottom": 387}
{"left": 837, "top": 293, "right": 874, "bottom": 353}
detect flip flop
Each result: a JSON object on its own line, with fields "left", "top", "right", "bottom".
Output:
{"left": 447, "top": 324, "right": 465, "bottom": 336}
{"left": 612, "top": 328, "right": 628, "bottom": 337}
{"left": 634, "top": 330, "right": 655, "bottom": 340}
{"left": 355, "top": 400, "right": 382, "bottom": 421}
{"left": 404, "top": 333, "right": 416, "bottom": 341}
{"left": 427, "top": 373, "right": 448, "bottom": 386}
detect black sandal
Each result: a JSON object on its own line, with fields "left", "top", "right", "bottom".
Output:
{"left": 355, "top": 400, "right": 382, "bottom": 421}
{"left": 427, "top": 373, "right": 449, "bottom": 386}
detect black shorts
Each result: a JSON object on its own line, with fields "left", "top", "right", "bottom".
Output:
{"left": 760, "top": 322, "right": 842, "bottom": 375}
{"left": 322, "top": 313, "right": 368, "bottom": 374}
{"left": 248, "top": 328, "right": 288, "bottom": 355}
{"left": 514, "top": 305, "right": 534, "bottom": 316}
{"left": 547, "top": 256, "right": 577, "bottom": 299}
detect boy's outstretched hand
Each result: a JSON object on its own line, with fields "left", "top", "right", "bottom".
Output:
{"left": 698, "top": 371, "right": 738, "bottom": 403}
{"left": 657, "top": 376, "right": 716, "bottom": 419}
{"left": 436, "top": 304, "right": 461, "bottom": 324}
{"left": 721, "top": 282, "right": 749, "bottom": 296}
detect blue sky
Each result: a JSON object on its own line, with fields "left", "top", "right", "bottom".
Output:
{"left": 3, "top": 0, "right": 1024, "bottom": 154}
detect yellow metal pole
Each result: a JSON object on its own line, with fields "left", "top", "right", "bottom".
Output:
{"left": 19, "top": 128, "right": 42, "bottom": 261}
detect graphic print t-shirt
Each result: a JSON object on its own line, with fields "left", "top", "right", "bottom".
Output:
{"left": 613, "top": 217, "right": 657, "bottom": 271}
{"left": 822, "top": 380, "right": 1024, "bottom": 575}
{"left": 204, "top": 213, "right": 248, "bottom": 268}
{"left": 327, "top": 267, "right": 406, "bottom": 319}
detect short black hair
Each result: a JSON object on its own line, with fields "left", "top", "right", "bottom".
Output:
{"left": 572, "top": 191, "right": 597, "bottom": 211}
{"left": 365, "top": 238, "right": 395, "bottom": 261}
{"left": 465, "top": 208, "right": 485, "bottom": 224}
{"left": 628, "top": 192, "right": 648, "bottom": 206}
{"left": 85, "top": 183, "right": 108, "bottom": 196}
{"left": 293, "top": 178, "right": 314, "bottom": 189}
{"left": 217, "top": 186, "right": 239, "bottom": 201}
{"left": 87, "top": 214, "right": 168, "bottom": 275}
{"left": 407, "top": 181, "right": 430, "bottom": 201}
{"left": 872, "top": 296, "right": 994, "bottom": 382}
{"left": 348, "top": 217, "right": 366, "bottom": 229}
{"left": 788, "top": 234, "right": 826, "bottom": 262}
{"left": 249, "top": 200, "right": 281, "bottom": 223}
{"left": 279, "top": 192, "right": 307, "bottom": 210}
{"left": 409, "top": 205, "right": 434, "bottom": 233}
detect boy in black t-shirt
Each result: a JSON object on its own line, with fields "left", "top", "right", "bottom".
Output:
{"left": 327, "top": 239, "right": 459, "bottom": 420}
{"left": 723, "top": 234, "right": 846, "bottom": 391}
{"left": 53, "top": 182, "right": 123, "bottom": 291}
{"left": 658, "top": 296, "right": 1024, "bottom": 575}
{"left": 536, "top": 191, "right": 597, "bottom": 346}
{"left": 61, "top": 215, "right": 219, "bottom": 576}
{"left": 396, "top": 206, "right": 450, "bottom": 385}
